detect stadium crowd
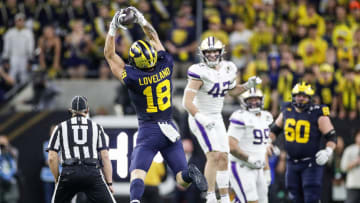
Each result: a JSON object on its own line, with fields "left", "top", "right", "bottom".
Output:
{"left": 1, "top": 0, "right": 360, "bottom": 203}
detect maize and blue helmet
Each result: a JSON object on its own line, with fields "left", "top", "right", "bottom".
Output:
{"left": 241, "top": 88, "right": 264, "bottom": 113}
{"left": 129, "top": 40, "right": 158, "bottom": 70}
{"left": 199, "top": 36, "right": 225, "bottom": 68}
{"left": 291, "top": 82, "right": 314, "bottom": 110}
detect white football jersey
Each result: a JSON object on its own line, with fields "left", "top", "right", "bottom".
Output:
{"left": 227, "top": 109, "right": 273, "bottom": 163}
{"left": 187, "top": 61, "right": 237, "bottom": 114}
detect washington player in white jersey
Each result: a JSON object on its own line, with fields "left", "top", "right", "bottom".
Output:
{"left": 182, "top": 36, "right": 261, "bottom": 203}
{"left": 227, "top": 88, "right": 273, "bottom": 203}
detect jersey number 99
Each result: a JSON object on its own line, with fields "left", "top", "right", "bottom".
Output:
{"left": 143, "top": 79, "right": 171, "bottom": 113}
{"left": 284, "top": 119, "right": 310, "bottom": 143}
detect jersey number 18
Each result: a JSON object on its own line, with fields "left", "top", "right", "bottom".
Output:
{"left": 143, "top": 79, "right": 171, "bottom": 113}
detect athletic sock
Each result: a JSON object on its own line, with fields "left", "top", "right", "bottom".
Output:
{"left": 130, "top": 179, "right": 144, "bottom": 201}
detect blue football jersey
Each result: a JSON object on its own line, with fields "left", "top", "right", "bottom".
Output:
{"left": 281, "top": 102, "right": 330, "bottom": 159}
{"left": 122, "top": 51, "right": 173, "bottom": 124}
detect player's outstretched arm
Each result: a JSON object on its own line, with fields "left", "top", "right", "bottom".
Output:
{"left": 129, "top": 6, "right": 165, "bottom": 51}
{"left": 48, "top": 150, "right": 60, "bottom": 183}
{"left": 104, "top": 11, "right": 126, "bottom": 82}
{"left": 228, "top": 76, "right": 262, "bottom": 96}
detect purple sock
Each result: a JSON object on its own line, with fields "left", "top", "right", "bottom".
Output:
{"left": 130, "top": 179, "right": 144, "bottom": 201}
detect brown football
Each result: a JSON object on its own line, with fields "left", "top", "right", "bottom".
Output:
{"left": 118, "top": 8, "right": 136, "bottom": 25}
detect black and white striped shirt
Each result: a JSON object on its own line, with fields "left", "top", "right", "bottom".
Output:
{"left": 47, "top": 116, "right": 109, "bottom": 161}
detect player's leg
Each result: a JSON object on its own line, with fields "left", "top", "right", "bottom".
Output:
{"left": 285, "top": 161, "right": 304, "bottom": 203}
{"left": 301, "top": 162, "right": 323, "bottom": 203}
{"left": 257, "top": 169, "right": 269, "bottom": 203}
{"left": 216, "top": 120, "right": 230, "bottom": 203}
{"left": 128, "top": 144, "right": 157, "bottom": 203}
{"left": 160, "top": 139, "right": 207, "bottom": 192}
{"left": 229, "top": 161, "right": 258, "bottom": 203}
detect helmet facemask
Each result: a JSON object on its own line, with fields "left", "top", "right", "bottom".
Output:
{"left": 241, "top": 88, "right": 264, "bottom": 113}
{"left": 291, "top": 82, "right": 314, "bottom": 110}
{"left": 199, "top": 36, "right": 225, "bottom": 68}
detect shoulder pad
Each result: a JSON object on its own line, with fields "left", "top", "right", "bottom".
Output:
{"left": 262, "top": 111, "right": 274, "bottom": 123}
{"left": 187, "top": 64, "right": 203, "bottom": 80}
{"left": 229, "top": 109, "right": 246, "bottom": 126}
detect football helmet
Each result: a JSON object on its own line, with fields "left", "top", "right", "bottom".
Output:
{"left": 291, "top": 82, "right": 314, "bottom": 110}
{"left": 199, "top": 36, "right": 225, "bottom": 68}
{"left": 129, "top": 40, "right": 157, "bottom": 69}
{"left": 241, "top": 88, "right": 263, "bottom": 113}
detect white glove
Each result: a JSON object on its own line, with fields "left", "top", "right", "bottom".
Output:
{"left": 108, "top": 10, "right": 127, "bottom": 36}
{"left": 245, "top": 76, "right": 262, "bottom": 90}
{"left": 194, "top": 113, "right": 215, "bottom": 131}
{"left": 247, "top": 156, "right": 265, "bottom": 169}
{"left": 315, "top": 147, "right": 333, "bottom": 165}
{"left": 264, "top": 169, "right": 271, "bottom": 186}
{"left": 128, "top": 6, "right": 147, "bottom": 26}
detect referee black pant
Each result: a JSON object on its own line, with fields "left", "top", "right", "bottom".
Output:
{"left": 51, "top": 165, "right": 116, "bottom": 203}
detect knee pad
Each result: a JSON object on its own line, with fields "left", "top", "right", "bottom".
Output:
{"left": 216, "top": 170, "right": 229, "bottom": 189}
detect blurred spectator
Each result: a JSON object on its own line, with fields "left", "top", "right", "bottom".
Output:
{"left": 274, "top": 20, "right": 292, "bottom": 46}
{"left": 63, "top": 19, "right": 94, "bottom": 78}
{"left": 0, "top": 60, "right": 15, "bottom": 103}
{"left": 93, "top": 5, "right": 111, "bottom": 47}
{"left": 65, "top": 0, "right": 94, "bottom": 26}
{"left": 0, "top": 0, "right": 20, "bottom": 30}
{"left": 243, "top": 47, "right": 268, "bottom": 81}
{"left": 249, "top": 19, "right": 273, "bottom": 54}
{"left": 349, "top": 1, "right": 360, "bottom": 31}
{"left": 20, "top": 0, "right": 41, "bottom": 35}
{"left": 25, "top": 70, "right": 60, "bottom": 110}
{"left": 40, "top": 125, "right": 61, "bottom": 203}
{"left": 229, "top": 17, "right": 253, "bottom": 69}
{"left": 338, "top": 68, "right": 358, "bottom": 120}
{"left": 98, "top": 61, "right": 111, "bottom": 80}
{"left": 297, "top": 24, "right": 328, "bottom": 67}
{"left": 297, "top": 2, "right": 325, "bottom": 37}
{"left": 2, "top": 13, "right": 34, "bottom": 84}
{"left": 0, "top": 135, "right": 19, "bottom": 203}
{"left": 201, "top": 15, "right": 229, "bottom": 47}
{"left": 229, "top": 0, "right": 256, "bottom": 28}
{"left": 322, "top": 136, "right": 346, "bottom": 203}
{"left": 340, "top": 129, "right": 360, "bottom": 203}
{"left": 257, "top": 0, "right": 275, "bottom": 27}
{"left": 37, "top": 0, "right": 67, "bottom": 30}
{"left": 277, "top": 65, "right": 294, "bottom": 104}
{"left": 315, "top": 63, "right": 339, "bottom": 117}
{"left": 38, "top": 25, "right": 62, "bottom": 79}
{"left": 165, "top": 11, "right": 197, "bottom": 78}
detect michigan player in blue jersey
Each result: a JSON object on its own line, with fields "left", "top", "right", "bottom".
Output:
{"left": 269, "top": 82, "right": 337, "bottom": 203}
{"left": 104, "top": 7, "right": 207, "bottom": 203}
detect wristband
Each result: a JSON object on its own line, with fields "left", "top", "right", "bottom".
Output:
{"left": 107, "top": 182, "right": 112, "bottom": 186}
{"left": 108, "top": 27, "right": 117, "bottom": 37}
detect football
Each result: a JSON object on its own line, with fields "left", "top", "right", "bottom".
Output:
{"left": 118, "top": 8, "right": 136, "bottom": 25}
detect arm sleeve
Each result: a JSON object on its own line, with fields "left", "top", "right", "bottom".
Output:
{"left": 47, "top": 125, "right": 61, "bottom": 152}
{"left": 97, "top": 125, "right": 109, "bottom": 151}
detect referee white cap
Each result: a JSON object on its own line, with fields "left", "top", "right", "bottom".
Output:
{"left": 70, "top": 96, "right": 88, "bottom": 112}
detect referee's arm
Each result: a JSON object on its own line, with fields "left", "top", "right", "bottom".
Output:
{"left": 48, "top": 150, "right": 60, "bottom": 183}
{"left": 47, "top": 125, "right": 61, "bottom": 183}
{"left": 98, "top": 125, "right": 113, "bottom": 192}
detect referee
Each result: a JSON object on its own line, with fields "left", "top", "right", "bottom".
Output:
{"left": 47, "top": 96, "right": 116, "bottom": 203}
